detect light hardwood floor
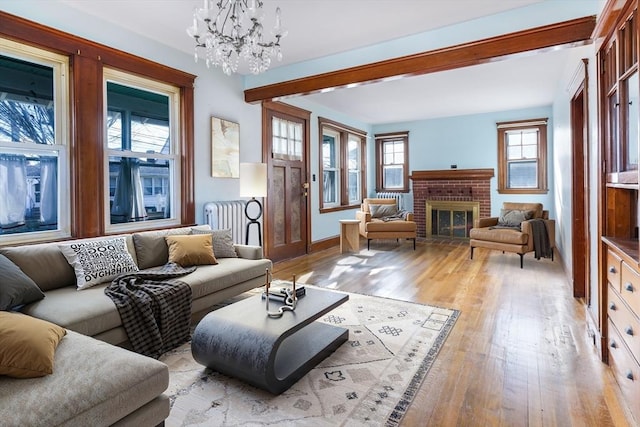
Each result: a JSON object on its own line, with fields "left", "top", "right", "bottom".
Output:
{"left": 272, "top": 239, "right": 633, "bottom": 427}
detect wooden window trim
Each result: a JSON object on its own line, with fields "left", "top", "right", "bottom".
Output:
{"left": 0, "top": 11, "right": 196, "bottom": 238}
{"left": 375, "top": 132, "right": 409, "bottom": 193}
{"left": 318, "top": 117, "right": 367, "bottom": 213}
{"left": 497, "top": 118, "right": 548, "bottom": 194}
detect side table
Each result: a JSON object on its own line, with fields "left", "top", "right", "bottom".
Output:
{"left": 339, "top": 219, "right": 361, "bottom": 253}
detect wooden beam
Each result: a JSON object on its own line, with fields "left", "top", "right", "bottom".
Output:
{"left": 244, "top": 16, "right": 596, "bottom": 104}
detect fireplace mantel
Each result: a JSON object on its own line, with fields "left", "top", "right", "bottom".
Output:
{"left": 410, "top": 168, "right": 495, "bottom": 181}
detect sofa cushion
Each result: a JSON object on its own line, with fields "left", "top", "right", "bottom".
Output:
{"left": 0, "top": 312, "right": 66, "bottom": 378}
{"left": 469, "top": 227, "right": 528, "bottom": 245}
{"left": 166, "top": 234, "right": 218, "bottom": 267}
{"left": 132, "top": 226, "right": 210, "bottom": 269}
{"left": 0, "top": 254, "right": 45, "bottom": 310}
{"left": 0, "top": 244, "right": 76, "bottom": 292}
{"left": 0, "top": 330, "right": 169, "bottom": 426}
{"left": 365, "top": 219, "right": 416, "bottom": 232}
{"left": 59, "top": 237, "right": 139, "bottom": 290}
{"left": 181, "top": 257, "right": 272, "bottom": 300}
{"left": 21, "top": 284, "right": 122, "bottom": 337}
{"left": 192, "top": 228, "right": 238, "bottom": 258}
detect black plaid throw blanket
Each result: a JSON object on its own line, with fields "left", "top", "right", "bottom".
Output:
{"left": 105, "top": 263, "right": 196, "bottom": 358}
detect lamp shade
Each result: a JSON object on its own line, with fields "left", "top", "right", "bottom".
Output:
{"left": 239, "top": 162, "right": 267, "bottom": 198}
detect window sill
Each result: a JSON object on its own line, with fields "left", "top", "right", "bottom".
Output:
{"left": 320, "top": 204, "right": 361, "bottom": 214}
{"left": 497, "top": 188, "right": 549, "bottom": 194}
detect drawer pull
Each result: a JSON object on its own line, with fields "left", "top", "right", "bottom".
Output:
{"left": 625, "top": 326, "right": 634, "bottom": 336}
{"left": 625, "top": 283, "right": 635, "bottom": 292}
{"left": 609, "top": 266, "right": 617, "bottom": 274}
{"left": 610, "top": 340, "right": 618, "bottom": 349}
{"left": 626, "top": 371, "right": 634, "bottom": 381}
{"left": 609, "top": 302, "right": 617, "bottom": 311}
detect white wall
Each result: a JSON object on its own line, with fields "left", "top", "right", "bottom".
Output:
{"left": 551, "top": 44, "right": 600, "bottom": 312}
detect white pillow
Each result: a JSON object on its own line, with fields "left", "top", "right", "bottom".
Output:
{"left": 59, "top": 237, "right": 138, "bottom": 290}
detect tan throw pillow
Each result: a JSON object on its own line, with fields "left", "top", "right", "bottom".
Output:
{"left": 165, "top": 234, "right": 218, "bottom": 267}
{"left": 0, "top": 312, "right": 66, "bottom": 378}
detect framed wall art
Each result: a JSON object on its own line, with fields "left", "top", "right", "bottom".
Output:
{"left": 211, "top": 116, "right": 240, "bottom": 178}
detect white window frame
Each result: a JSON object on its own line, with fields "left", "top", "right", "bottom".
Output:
{"left": 103, "top": 68, "right": 181, "bottom": 233}
{"left": 0, "top": 38, "right": 70, "bottom": 245}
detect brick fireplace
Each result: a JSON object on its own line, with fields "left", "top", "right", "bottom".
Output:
{"left": 410, "top": 169, "right": 494, "bottom": 238}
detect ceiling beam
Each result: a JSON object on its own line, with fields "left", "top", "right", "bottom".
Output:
{"left": 244, "top": 16, "right": 596, "bottom": 104}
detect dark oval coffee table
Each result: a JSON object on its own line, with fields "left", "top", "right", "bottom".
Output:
{"left": 191, "top": 286, "right": 349, "bottom": 394}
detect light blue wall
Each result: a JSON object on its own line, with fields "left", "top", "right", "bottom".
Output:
{"left": 1, "top": 1, "right": 264, "bottom": 243}
{"left": 372, "top": 106, "right": 555, "bottom": 216}
{"left": 283, "top": 98, "right": 373, "bottom": 242}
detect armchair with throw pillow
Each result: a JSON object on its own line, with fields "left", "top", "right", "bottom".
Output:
{"left": 356, "top": 198, "right": 417, "bottom": 250}
{"left": 469, "top": 202, "right": 555, "bottom": 268}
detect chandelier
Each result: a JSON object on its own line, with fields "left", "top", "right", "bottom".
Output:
{"left": 186, "top": 0, "right": 287, "bottom": 75}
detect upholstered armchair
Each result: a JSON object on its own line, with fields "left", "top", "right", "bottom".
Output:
{"left": 469, "top": 202, "right": 555, "bottom": 268}
{"left": 355, "top": 198, "right": 417, "bottom": 250}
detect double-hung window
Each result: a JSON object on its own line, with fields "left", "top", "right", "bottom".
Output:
{"left": 375, "top": 132, "right": 409, "bottom": 193}
{"left": 497, "top": 118, "right": 548, "bottom": 194}
{"left": 319, "top": 118, "right": 366, "bottom": 212}
{"left": 104, "top": 68, "right": 181, "bottom": 230}
{"left": 0, "top": 40, "right": 70, "bottom": 243}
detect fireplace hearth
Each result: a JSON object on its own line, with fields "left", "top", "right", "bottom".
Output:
{"left": 410, "top": 168, "right": 494, "bottom": 239}
{"left": 426, "top": 200, "right": 480, "bottom": 239}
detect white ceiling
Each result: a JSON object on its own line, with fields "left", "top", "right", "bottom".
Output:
{"left": 59, "top": 0, "right": 600, "bottom": 124}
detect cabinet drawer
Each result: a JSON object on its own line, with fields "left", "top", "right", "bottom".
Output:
{"left": 608, "top": 250, "right": 623, "bottom": 291}
{"left": 609, "top": 285, "right": 640, "bottom": 364}
{"left": 608, "top": 319, "right": 640, "bottom": 419}
{"left": 621, "top": 262, "right": 640, "bottom": 317}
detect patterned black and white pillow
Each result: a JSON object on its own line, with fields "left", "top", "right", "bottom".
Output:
{"left": 59, "top": 237, "right": 138, "bottom": 290}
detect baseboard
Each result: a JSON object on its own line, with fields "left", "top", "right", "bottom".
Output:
{"left": 310, "top": 236, "right": 339, "bottom": 253}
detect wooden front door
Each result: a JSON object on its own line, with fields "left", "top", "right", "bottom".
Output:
{"left": 262, "top": 102, "right": 310, "bottom": 262}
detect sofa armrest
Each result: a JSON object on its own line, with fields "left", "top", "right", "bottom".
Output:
{"left": 355, "top": 211, "right": 370, "bottom": 236}
{"left": 234, "top": 244, "right": 263, "bottom": 260}
{"left": 405, "top": 212, "right": 414, "bottom": 221}
{"left": 474, "top": 217, "right": 499, "bottom": 228}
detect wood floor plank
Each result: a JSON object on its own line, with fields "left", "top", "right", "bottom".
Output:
{"left": 272, "top": 239, "right": 632, "bottom": 426}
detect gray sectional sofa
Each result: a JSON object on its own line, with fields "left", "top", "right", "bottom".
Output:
{"left": 0, "top": 225, "right": 272, "bottom": 427}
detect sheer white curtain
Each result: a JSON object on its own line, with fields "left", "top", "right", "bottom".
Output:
{"left": 0, "top": 154, "right": 27, "bottom": 228}
{"left": 39, "top": 156, "right": 57, "bottom": 225}
{"left": 111, "top": 158, "right": 146, "bottom": 222}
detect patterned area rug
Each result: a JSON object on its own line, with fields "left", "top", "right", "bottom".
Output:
{"left": 160, "top": 283, "right": 459, "bottom": 426}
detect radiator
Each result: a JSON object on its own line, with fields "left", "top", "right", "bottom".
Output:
{"left": 375, "top": 192, "right": 404, "bottom": 210}
{"left": 203, "top": 200, "right": 248, "bottom": 244}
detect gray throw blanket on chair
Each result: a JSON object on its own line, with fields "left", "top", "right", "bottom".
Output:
{"left": 105, "top": 263, "right": 196, "bottom": 358}
{"left": 530, "top": 219, "right": 552, "bottom": 260}
{"left": 381, "top": 209, "right": 410, "bottom": 222}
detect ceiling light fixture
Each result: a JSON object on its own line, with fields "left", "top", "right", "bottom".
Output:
{"left": 186, "top": 0, "right": 287, "bottom": 75}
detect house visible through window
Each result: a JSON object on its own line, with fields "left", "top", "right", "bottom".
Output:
{"left": 104, "top": 69, "right": 180, "bottom": 228}
{"left": 375, "top": 132, "right": 409, "bottom": 193}
{"left": 0, "top": 43, "right": 69, "bottom": 242}
{"left": 319, "top": 118, "right": 366, "bottom": 212}
{"left": 497, "top": 118, "right": 548, "bottom": 194}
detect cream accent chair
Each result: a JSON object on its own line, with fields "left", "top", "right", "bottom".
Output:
{"left": 469, "top": 202, "right": 555, "bottom": 268}
{"left": 356, "top": 198, "right": 417, "bottom": 250}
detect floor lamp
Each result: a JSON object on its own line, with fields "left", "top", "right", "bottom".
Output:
{"left": 239, "top": 162, "right": 267, "bottom": 246}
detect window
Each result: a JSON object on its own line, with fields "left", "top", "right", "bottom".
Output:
{"left": 0, "top": 40, "right": 69, "bottom": 243}
{"left": 0, "top": 13, "right": 196, "bottom": 242}
{"left": 319, "top": 118, "right": 366, "bottom": 212}
{"left": 497, "top": 118, "right": 548, "bottom": 194}
{"left": 104, "top": 69, "right": 180, "bottom": 230}
{"left": 375, "top": 132, "right": 409, "bottom": 193}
